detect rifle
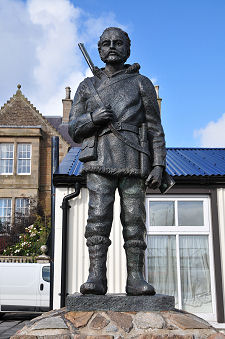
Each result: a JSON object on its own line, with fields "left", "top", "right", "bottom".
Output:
{"left": 78, "top": 43, "right": 101, "bottom": 78}
{"left": 78, "top": 43, "right": 175, "bottom": 194}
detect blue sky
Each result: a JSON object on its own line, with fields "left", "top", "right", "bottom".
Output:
{"left": 0, "top": 0, "right": 225, "bottom": 147}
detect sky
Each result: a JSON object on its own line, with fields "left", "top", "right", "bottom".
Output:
{"left": 0, "top": 0, "right": 225, "bottom": 148}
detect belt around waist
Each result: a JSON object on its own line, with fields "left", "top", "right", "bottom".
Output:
{"left": 99, "top": 122, "right": 139, "bottom": 136}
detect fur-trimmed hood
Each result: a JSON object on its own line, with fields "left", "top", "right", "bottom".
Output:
{"left": 124, "top": 63, "right": 141, "bottom": 74}
{"left": 94, "top": 63, "right": 141, "bottom": 78}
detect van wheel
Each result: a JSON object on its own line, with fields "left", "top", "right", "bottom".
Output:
{"left": 0, "top": 312, "right": 5, "bottom": 319}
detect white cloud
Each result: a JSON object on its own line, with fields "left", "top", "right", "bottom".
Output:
{"left": 0, "top": 0, "right": 125, "bottom": 116}
{"left": 150, "top": 78, "right": 157, "bottom": 85}
{"left": 194, "top": 113, "right": 225, "bottom": 147}
{"left": 80, "top": 12, "right": 127, "bottom": 48}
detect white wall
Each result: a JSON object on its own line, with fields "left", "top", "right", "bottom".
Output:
{"left": 53, "top": 186, "right": 225, "bottom": 316}
{"left": 53, "top": 187, "right": 126, "bottom": 310}
{"left": 217, "top": 188, "right": 225, "bottom": 309}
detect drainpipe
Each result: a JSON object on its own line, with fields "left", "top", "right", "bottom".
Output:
{"left": 50, "top": 136, "right": 59, "bottom": 310}
{"left": 60, "top": 182, "right": 81, "bottom": 308}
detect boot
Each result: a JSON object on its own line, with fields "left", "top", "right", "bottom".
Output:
{"left": 80, "top": 244, "right": 108, "bottom": 295}
{"left": 125, "top": 241, "right": 156, "bottom": 296}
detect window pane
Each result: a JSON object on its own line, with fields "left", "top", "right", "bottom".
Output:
{"left": 178, "top": 201, "right": 204, "bottom": 226}
{"left": 0, "top": 144, "right": 14, "bottom": 174}
{"left": 42, "top": 266, "right": 50, "bottom": 282}
{"left": 147, "top": 235, "right": 178, "bottom": 306}
{"left": 149, "top": 201, "right": 175, "bottom": 226}
{"left": 0, "top": 199, "right": 12, "bottom": 230}
{"left": 180, "top": 235, "right": 212, "bottom": 313}
{"left": 15, "top": 198, "right": 30, "bottom": 216}
{"left": 17, "top": 144, "right": 31, "bottom": 174}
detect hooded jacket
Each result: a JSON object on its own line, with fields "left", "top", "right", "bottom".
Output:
{"left": 68, "top": 64, "right": 166, "bottom": 178}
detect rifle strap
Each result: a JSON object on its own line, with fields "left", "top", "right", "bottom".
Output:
{"left": 86, "top": 78, "right": 150, "bottom": 157}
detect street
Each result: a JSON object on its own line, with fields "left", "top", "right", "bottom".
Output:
{"left": 0, "top": 312, "right": 39, "bottom": 339}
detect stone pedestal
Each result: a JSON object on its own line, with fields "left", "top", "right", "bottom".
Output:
{"left": 66, "top": 293, "right": 175, "bottom": 312}
{"left": 11, "top": 294, "right": 225, "bottom": 338}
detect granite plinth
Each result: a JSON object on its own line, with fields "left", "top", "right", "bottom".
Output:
{"left": 66, "top": 293, "right": 175, "bottom": 312}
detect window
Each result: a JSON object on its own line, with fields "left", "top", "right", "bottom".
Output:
{"left": 0, "top": 143, "right": 14, "bottom": 174}
{"left": 15, "top": 198, "right": 30, "bottom": 217}
{"left": 146, "top": 196, "right": 216, "bottom": 321}
{"left": 0, "top": 143, "right": 32, "bottom": 175}
{"left": 17, "top": 144, "right": 31, "bottom": 174}
{"left": 0, "top": 199, "right": 12, "bottom": 230}
{"left": 42, "top": 266, "right": 50, "bottom": 283}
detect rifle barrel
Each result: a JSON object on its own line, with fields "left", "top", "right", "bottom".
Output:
{"left": 78, "top": 43, "right": 95, "bottom": 74}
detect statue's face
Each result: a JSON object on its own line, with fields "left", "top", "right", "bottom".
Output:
{"left": 99, "top": 29, "right": 129, "bottom": 64}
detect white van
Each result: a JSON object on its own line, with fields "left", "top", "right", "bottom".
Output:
{"left": 0, "top": 263, "right": 50, "bottom": 314}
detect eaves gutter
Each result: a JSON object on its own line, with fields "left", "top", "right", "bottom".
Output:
{"left": 53, "top": 173, "right": 225, "bottom": 188}
{"left": 173, "top": 175, "right": 225, "bottom": 186}
{"left": 53, "top": 174, "right": 86, "bottom": 187}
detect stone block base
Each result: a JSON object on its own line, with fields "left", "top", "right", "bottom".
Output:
{"left": 11, "top": 307, "right": 225, "bottom": 338}
{"left": 66, "top": 293, "right": 175, "bottom": 312}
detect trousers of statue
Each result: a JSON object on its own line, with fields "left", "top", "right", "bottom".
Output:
{"left": 85, "top": 172, "right": 146, "bottom": 250}
{"left": 80, "top": 172, "right": 155, "bottom": 295}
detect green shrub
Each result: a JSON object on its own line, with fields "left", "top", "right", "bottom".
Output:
{"left": 3, "top": 215, "right": 51, "bottom": 258}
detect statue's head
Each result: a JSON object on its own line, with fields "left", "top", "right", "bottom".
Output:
{"left": 98, "top": 27, "right": 131, "bottom": 65}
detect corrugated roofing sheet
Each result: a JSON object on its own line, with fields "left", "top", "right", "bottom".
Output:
{"left": 56, "top": 147, "right": 83, "bottom": 176}
{"left": 55, "top": 147, "right": 225, "bottom": 177}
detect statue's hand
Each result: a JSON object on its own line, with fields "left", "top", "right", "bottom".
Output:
{"left": 145, "top": 166, "right": 163, "bottom": 189}
{"left": 91, "top": 106, "right": 113, "bottom": 126}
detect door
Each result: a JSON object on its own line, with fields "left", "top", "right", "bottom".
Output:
{"left": 37, "top": 264, "right": 50, "bottom": 310}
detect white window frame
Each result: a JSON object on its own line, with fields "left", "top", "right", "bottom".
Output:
{"left": 15, "top": 198, "right": 30, "bottom": 217}
{"left": 0, "top": 198, "right": 12, "bottom": 230}
{"left": 0, "top": 143, "right": 14, "bottom": 175}
{"left": 17, "top": 143, "right": 32, "bottom": 175}
{"left": 145, "top": 195, "right": 216, "bottom": 322}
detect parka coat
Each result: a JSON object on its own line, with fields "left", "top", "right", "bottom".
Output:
{"left": 68, "top": 64, "right": 166, "bottom": 178}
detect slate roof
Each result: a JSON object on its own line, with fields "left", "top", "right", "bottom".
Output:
{"left": 55, "top": 147, "right": 225, "bottom": 178}
{"left": 45, "top": 116, "right": 79, "bottom": 147}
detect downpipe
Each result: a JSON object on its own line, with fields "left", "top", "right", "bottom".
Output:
{"left": 60, "top": 182, "right": 81, "bottom": 308}
{"left": 50, "top": 136, "right": 59, "bottom": 310}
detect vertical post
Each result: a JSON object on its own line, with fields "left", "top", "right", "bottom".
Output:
{"left": 210, "top": 188, "right": 225, "bottom": 322}
{"left": 50, "top": 136, "right": 59, "bottom": 310}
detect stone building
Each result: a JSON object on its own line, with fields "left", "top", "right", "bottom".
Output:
{"left": 0, "top": 84, "right": 76, "bottom": 234}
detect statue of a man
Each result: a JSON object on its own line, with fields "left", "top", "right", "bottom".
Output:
{"left": 68, "top": 27, "right": 166, "bottom": 296}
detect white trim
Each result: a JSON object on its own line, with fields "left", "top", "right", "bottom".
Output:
{"left": 15, "top": 198, "right": 30, "bottom": 216}
{"left": 0, "top": 143, "right": 14, "bottom": 175}
{"left": 146, "top": 194, "right": 216, "bottom": 322}
{"left": 147, "top": 196, "right": 209, "bottom": 233}
{"left": 0, "top": 198, "right": 12, "bottom": 227}
{"left": 17, "top": 143, "right": 32, "bottom": 175}
{"left": 176, "top": 234, "right": 182, "bottom": 309}
{"left": 217, "top": 188, "right": 225, "bottom": 313}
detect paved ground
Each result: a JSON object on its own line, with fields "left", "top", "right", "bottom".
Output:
{"left": 0, "top": 312, "right": 40, "bottom": 339}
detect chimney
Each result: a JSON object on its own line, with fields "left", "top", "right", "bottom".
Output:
{"left": 62, "top": 87, "right": 73, "bottom": 123}
{"left": 154, "top": 85, "right": 162, "bottom": 116}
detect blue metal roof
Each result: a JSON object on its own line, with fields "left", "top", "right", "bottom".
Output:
{"left": 56, "top": 147, "right": 83, "bottom": 177}
{"left": 55, "top": 147, "right": 225, "bottom": 177}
